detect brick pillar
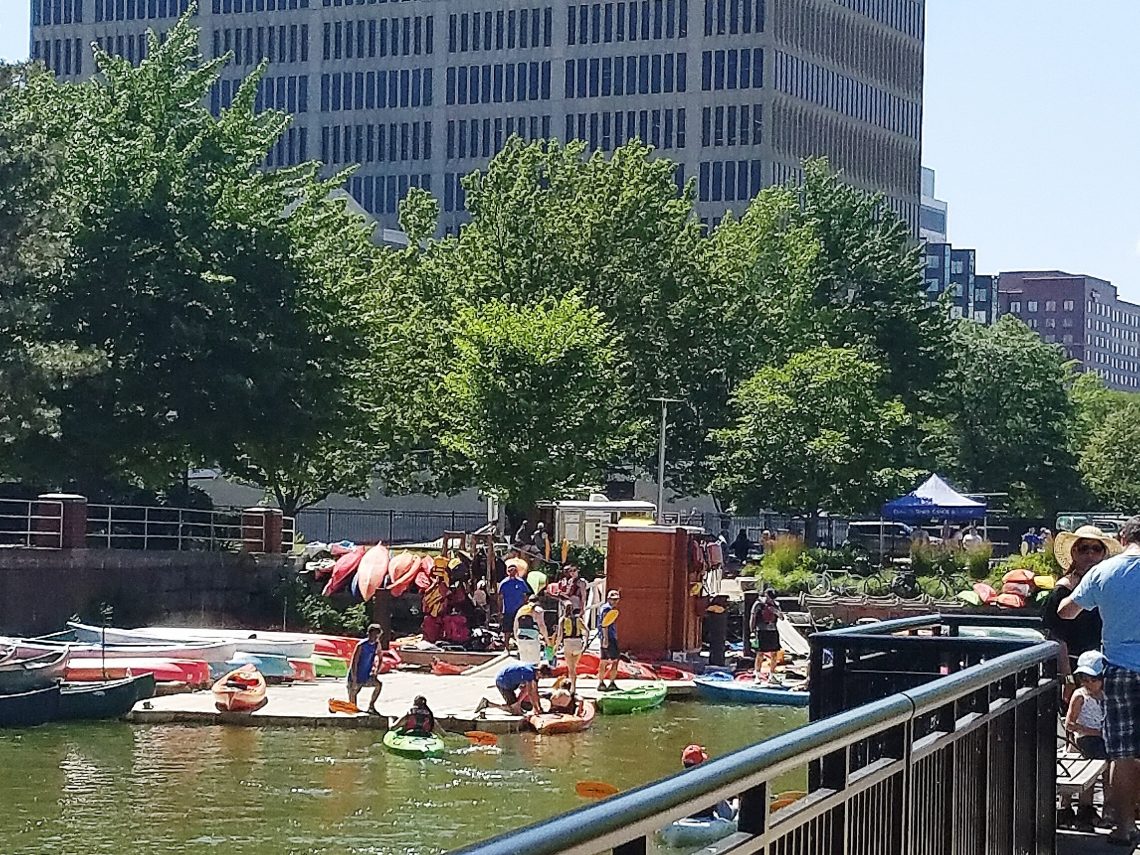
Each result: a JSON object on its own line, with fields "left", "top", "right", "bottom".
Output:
{"left": 36, "top": 493, "right": 87, "bottom": 548}
{"left": 241, "top": 508, "right": 283, "bottom": 553}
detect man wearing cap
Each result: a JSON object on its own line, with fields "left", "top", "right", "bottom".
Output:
{"left": 1060, "top": 515, "right": 1140, "bottom": 846}
{"left": 1042, "top": 525, "right": 1119, "bottom": 677}
{"left": 681, "top": 745, "right": 735, "bottom": 820}
{"left": 597, "top": 590, "right": 622, "bottom": 692}
{"left": 497, "top": 561, "right": 532, "bottom": 648}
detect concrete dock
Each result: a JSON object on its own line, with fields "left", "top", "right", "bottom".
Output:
{"left": 125, "top": 661, "right": 695, "bottom": 733}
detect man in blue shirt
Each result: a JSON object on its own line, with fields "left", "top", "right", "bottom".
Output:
{"left": 1060, "top": 515, "right": 1140, "bottom": 846}
{"left": 497, "top": 561, "right": 532, "bottom": 648}
{"left": 475, "top": 661, "right": 551, "bottom": 716}
{"left": 346, "top": 624, "right": 383, "bottom": 715}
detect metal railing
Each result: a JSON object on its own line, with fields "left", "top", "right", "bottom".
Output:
{"left": 86, "top": 504, "right": 292, "bottom": 553}
{"left": 0, "top": 498, "right": 63, "bottom": 548}
{"left": 454, "top": 616, "right": 1059, "bottom": 855}
{"left": 293, "top": 507, "right": 489, "bottom": 545}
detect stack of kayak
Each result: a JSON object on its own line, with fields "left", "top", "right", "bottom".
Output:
{"left": 693, "top": 671, "right": 810, "bottom": 707}
{"left": 551, "top": 653, "right": 693, "bottom": 683}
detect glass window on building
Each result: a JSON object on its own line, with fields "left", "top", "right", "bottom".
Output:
{"left": 1045, "top": 300, "right": 1056, "bottom": 311}
{"left": 1027, "top": 301, "right": 1038, "bottom": 312}
{"left": 1027, "top": 318, "right": 1038, "bottom": 328}
{"left": 950, "top": 260, "right": 964, "bottom": 275}
{"left": 974, "top": 289, "right": 988, "bottom": 302}
{"left": 974, "top": 310, "right": 987, "bottom": 323}
{"left": 1010, "top": 300, "right": 1021, "bottom": 313}
{"left": 1064, "top": 300, "right": 1074, "bottom": 311}
{"left": 1063, "top": 334, "right": 1073, "bottom": 344}
{"left": 1063, "top": 318, "right": 1073, "bottom": 328}
{"left": 1046, "top": 318, "right": 1056, "bottom": 328}
{"left": 950, "top": 306, "right": 963, "bottom": 319}
{"left": 925, "top": 255, "right": 939, "bottom": 269}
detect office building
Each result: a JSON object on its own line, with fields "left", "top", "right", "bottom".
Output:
{"left": 30, "top": 0, "right": 926, "bottom": 233}
{"left": 919, "top": 165, "right": 946, "bottom": 242}
{"left": 921, "top": 242, "right": 995, "bottom": 324}
{"left": 998, "top": 271, "right": 1140, "bottom": 392}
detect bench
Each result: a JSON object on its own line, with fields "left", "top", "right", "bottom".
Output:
{"left": 1057, "top": 750, "right": 1107, "bottom": 800}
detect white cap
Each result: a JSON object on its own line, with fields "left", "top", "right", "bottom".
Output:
{"left": 1074, "top": 650, "right": 1106, "bottom": 678}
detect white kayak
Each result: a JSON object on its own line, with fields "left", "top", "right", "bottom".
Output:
{"left": 9, "top": 637, "right": 238, "bottom": 664}
{"left": 66, "top": 622, "right": 315, "bottom": 659}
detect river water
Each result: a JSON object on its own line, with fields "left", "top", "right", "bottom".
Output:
{"left": 0, "top": 702, "right": 805, "bottom": 854}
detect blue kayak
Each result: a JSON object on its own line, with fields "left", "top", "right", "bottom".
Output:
{"left": 693, "top": 672, "right": 810, "bottom": 707}
{"left": 210, "top": 652, "right": 295, "bottom": 682}
{"left": 657, "top": 817, "right": 737, "bottom": 848}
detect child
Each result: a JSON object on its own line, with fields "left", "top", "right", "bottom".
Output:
{"left": 391, "top": 695, "right": 446, "bottom": 738}
{"left": 1064, "top": 650, "right": 1108, "bottom": 830}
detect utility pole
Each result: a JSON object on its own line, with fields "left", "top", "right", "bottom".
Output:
{"left": 648, "top": 397, "right": 680, "bottom": 524}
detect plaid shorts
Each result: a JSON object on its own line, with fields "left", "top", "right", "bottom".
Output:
{"left": 1103, "top": 664, "right": 1140, "bottom": 759}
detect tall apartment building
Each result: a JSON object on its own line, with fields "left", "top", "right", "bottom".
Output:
{"left": 998, "top": 271, "right": 1140, "bottom": 392}
{"left": 919, "top": 165, "right": 946, "bottom": 242}
{"left": 920, "top": 242, "right": 995, "bottom": 324}
{"left": 30, "top": 0, "right": 925, "bottom": 233}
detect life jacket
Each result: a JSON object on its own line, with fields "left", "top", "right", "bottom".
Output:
{"left": 561, "top": 617, "right": 586, "bottom": 639}
{"left": 403, "top": 708, "right": 435, "bottom": 735}
{"left": 516, "top": 604, "right": 538, "bottom": 632}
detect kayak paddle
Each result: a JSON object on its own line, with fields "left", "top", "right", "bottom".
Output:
{"left": 328, "top": 699, "right": 361, "bottom": 715}
{"left": 465, "top": 730, "right": 499, "bottom": 745}
{"left": 576, "top": 781, "right": 619, "bottom": 799}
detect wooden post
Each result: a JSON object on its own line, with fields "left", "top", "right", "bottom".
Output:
{"left": 373, "top": 588, "right": 393, "bottom": 651}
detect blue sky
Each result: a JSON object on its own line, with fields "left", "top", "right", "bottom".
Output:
{"left": 2, "top": 1, "right": 1138, "bottom": 299}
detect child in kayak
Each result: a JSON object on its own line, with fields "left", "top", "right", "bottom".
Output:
{"left": 475, "top": 661, "right": 551, "bottom": 716}
{"left": 347, "top": 624, "right": 383, "bottom": 715}
{"left": 681, "top": 745, "right": 736, "bottom": 820}
{"left": 391, "top": 695, "right": 446, "bottom": 738}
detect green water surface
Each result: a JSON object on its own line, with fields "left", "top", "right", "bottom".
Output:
{"left": 0, "top": 702, "right": 805, "bottom": 855}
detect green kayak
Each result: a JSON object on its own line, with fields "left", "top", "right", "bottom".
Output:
{"left": 596, "top": 683, "right": 667, "bottom": 715}
{"left": 309, "top": 654, "right": 349, "bottom": 678}
{"left": 382, "top": 729, "right": 446, "bottom": 759}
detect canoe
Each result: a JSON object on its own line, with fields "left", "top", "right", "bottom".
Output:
{"left": 65, "top": 622, "right": 315, "bottom": 659}
{"left": 212, "top": 666, "right": 267, "bottom": 713}
{"left": 309, "top": 654, "right": 349, "bottom": 678}
{"left": 382, "top": 729, "right": 445, "bottom": 759}
{"left": 66, "top": 657, "right": 212, "bottom": 688}
{"left": 357, "top": 543, "right": 391, "bottom": 601}
{"left": 0, "top": 650, "right": 69, "bottom": 694}
{"left": 288, "top": 658, "right": 316, "bottom": 682}
{"left": 596, "top": 683, "right": 667, "bottom": 715}
{"left": 657, "top": 817, "right": 737, "bottom": 848}
{"left": 0, "top": 684, "right": 61, "bottom": 727}
{"left": 58, "top": 674, "right": 156, "bottom": 721}
{"left": 214, "top": 652, "right": 295, "bottom": 683}
{"left": 693, "top": 672, "right": 810, "bottom": 707}
{"left": 527, "top": 698, "right": 597, "bottom": 735}
{"left": 9, "top": 637, "right": 237, "bottom": 664}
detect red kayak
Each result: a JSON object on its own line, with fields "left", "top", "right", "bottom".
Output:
{"left": 322, "top": 547, "right": 366, "bottom": 597}
{"left": 212, "top": 666, "right": 267, "bottom": 713}
{"left": 66, "top": 657, "right": 212, "bottom": 688}
{"left": 551, "top": 654, "right": 693, "bottom": 682}
{"left": 386, "top": 552, "right": 423, "bottom": 597}
{"left": 527, "top": 698, "right": 597, "bottom": 735}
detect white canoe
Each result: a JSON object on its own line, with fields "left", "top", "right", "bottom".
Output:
{"left": 8, "top": 637, "right": 237, "bottom": 664}
{"left": 66, "top": 622, "right": 314, "bottom": 659}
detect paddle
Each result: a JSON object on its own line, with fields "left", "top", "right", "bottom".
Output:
{"left": 576, "top": 780, "right": 620, "bottom": 799}
{"left": 328, "top": 699, "right": 361, "bottom": 715}
{"left": 464, "top": 730, "right": 498, "bottom": 746}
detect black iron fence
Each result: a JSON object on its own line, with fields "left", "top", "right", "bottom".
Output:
{"left": 453, "top": 615, "right": 1058, "bottom": 855}
{"left": 293, "top": 507, "right": 489, "bottom": 545}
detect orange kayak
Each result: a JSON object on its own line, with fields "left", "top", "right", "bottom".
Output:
{"left": 527, "top": 698, "right": 597, "bottom": 735}
{"left": 212, "top": 666, "right": 267, "bottom": 713}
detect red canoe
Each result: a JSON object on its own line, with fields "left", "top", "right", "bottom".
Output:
{"left": 66, "top": 657, "right": 212, "bottom": 688}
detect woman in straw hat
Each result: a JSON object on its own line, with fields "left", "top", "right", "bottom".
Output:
{"left": 1041, "top": 525, "right": 1121, "bottom": 675}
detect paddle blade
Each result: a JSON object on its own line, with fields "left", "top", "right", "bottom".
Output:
{"left": 465, "top": 730, "right": 498, "bottom": 745}
{"left": 770, "top": 791, "right": 806, "bottom": 811}
{"left": 328, "top": 699, "right": 360, "bottom": 715}
{"left": 576, "top": 781, "right": 620, "bottom": 799}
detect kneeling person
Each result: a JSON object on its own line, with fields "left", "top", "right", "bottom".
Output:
{"left": 477, "top": 661, "right": 551, "bottom": 716}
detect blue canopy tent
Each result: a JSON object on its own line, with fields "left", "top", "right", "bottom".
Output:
{"left": 881, "top": 474, "right": 987, "bottom": 522}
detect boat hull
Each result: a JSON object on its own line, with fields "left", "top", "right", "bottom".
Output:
{"left": 212, "top": 666, "right": 267, "bottom": 713}
{"left": 693, "top": 674, "right": 811, "bottom": 707}
{"left": 0, "top": 650, "right": 69, "bottom": 694}
{"left": 596, "top": 684, "right": 667, "bottom": 715}
{"left": 0, "top": 685, "right": 61, "bottom": 727}
{"left": 58, "top": 674, "right": 156, "bottom": 721}
{"left": 527, "top": 699, "right": 597, "bottom": 734}
{"left": 382, "top": 730, "right": 445, "bottom": 759}
{"left": 657, "top": 817, "right": 737, "bottom": 848}
{"left": 12, "top": 637, "right": 237, "bottom": 664}
{"left": 66, "top": 622, "right": 314, "bottom": 659}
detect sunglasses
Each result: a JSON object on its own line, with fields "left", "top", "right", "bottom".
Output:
{"left": 1076, "top": 542, "right": 1107, "bottom": 555}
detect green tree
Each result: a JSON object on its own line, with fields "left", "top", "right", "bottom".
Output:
{"left": 440, "top": 296, "right": 642, "bottom": 522}
{"left": 711, "top": 347, "right": 914, "bottom": 543}
{"left": 1080, "top": 401, "right": 1140, "bottom": 509}
{"left": 0, "top": 63, "right": 100, "bottom": 477}
{"left": 925, "top": 316, "right": 1081, "bottom": 515}
{"left": 3, "top": 15, "right": 414, "bottom": 511}
{"left": 438, "top": 138, "right": 714, "bottom": 495}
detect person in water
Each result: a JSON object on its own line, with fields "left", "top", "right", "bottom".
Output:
{"left": 391, "top": 695, "right": 446, "bottom": 738}
{"left": 475, "top": 661, "right": 551, "bottom": 716}
{"left": 556, "top": 605, "right": 589, "bottom": 694}
{"left": 347, "top": 624, "right": 383, "bottom": 715}
{"left": 681, "top": 745, "right": 735, "bottom": 820}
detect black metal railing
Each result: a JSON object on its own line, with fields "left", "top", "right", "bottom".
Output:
{"left": 453, "top": 615, "right": 1059, "bottom": 855}
{"left": 293, "top": 507, "right": 489, "bottom": 545}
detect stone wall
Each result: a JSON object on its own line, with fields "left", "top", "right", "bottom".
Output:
{"left": 0, "top": 548, "right": 291, "bottom": 635}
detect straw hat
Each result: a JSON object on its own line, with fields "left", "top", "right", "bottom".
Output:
{"left": 1054, "top": 525, "right": 1122, "bottom": 570}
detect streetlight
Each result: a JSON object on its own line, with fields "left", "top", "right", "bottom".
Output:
{"left": 648, "top": 397, "right": 680, "bottom": 524}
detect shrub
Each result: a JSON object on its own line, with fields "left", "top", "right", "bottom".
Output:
{"left": 962, "top": 541, "right": 993, "bottom": 580}
{"left": 760, "top": 534, "right": 805, "bottom": 577}
{"left": 565, "top": 544, "right": 605, "bottom": 581}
